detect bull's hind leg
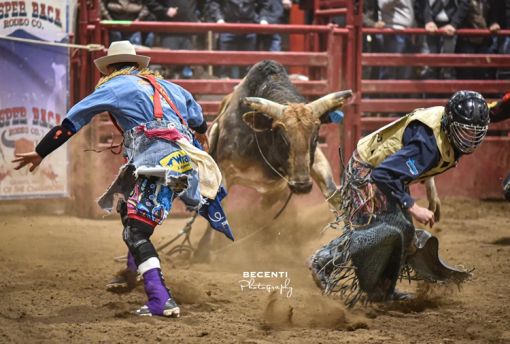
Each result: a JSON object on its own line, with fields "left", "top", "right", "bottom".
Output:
{"left": 311, "top": 148, "right": 341, "bottom": 209}
{"left": 425, "top": 177, "right": 441, "bottom": 222}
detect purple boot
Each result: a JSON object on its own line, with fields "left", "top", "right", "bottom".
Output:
{"left": 135, "top": 268, "right": 180, "bottom": 317}
{"left": 106, "top": 251, "right": 139, "bottom": 294}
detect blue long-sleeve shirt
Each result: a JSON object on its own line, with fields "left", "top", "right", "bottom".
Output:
{"left": 371, "top": 121, "right": 441, "bottom": 209}
{"left": 64, "top": 71, "right": 205, "bottom": 133}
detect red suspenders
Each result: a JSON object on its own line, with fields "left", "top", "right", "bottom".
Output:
{"left": 137, "top": 75, "right": 187, "bottom": 127}
{"left": 108, "top": 74, "right": 188, "bottom": 136}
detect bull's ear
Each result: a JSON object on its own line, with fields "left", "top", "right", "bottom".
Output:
{"left": 242, "top": 111, "right": 273, "bottom": 132}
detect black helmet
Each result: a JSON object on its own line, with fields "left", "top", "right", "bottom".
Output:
{"left": 503, "top": 173, "right": 510, "bottom": 201}
{"left": 443, "top": 90, "right": 490, "bottom": 154}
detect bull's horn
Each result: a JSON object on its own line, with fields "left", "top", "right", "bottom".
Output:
{"left": 307, "top": 89, "right": 353, "bottom": 118}
{"left": 243, "top": 97, "right": 285, "bottom": 120}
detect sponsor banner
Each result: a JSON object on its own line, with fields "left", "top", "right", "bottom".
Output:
{"left": 0, "top": 1, "right": 76, "bottom": 199}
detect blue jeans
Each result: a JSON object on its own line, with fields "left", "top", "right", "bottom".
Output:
{"left": 161, "top": 34, "right": 193, "bottom": 50}
{"left": 496, "top": 36, "right": 510, "bottom": 79}
{"left": 110, "top": 31, "right": 154, "bottom": 47}
{"left": 218, "top": 33, "right": 256, "bottom": 78}
{"left": 161, "top": 34, "right": 193, "bottom": 77}
{"left": 422, "top": 34, "right": 456, "bottom": 79}
{"left": 110, "top": 31, "right": 142, "bottom": 46}
{"left": 379, "top": 34, "right": 414, "bottom": 80}
{"left": 455, "top": 37, "right": 491, "bottom": 79}
{"left": 258, "top": 34, "right": 282, "bottom": 52}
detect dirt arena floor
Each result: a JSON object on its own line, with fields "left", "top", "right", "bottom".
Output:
{"left": 0, "top": 198, "right": 509, "bottom": 343}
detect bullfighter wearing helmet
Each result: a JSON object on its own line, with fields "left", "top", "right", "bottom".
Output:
{"left": 309, "top": 90, "right": 490, "bottom": 306}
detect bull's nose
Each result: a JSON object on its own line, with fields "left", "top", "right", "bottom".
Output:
{"left": 289, "top": 180, "right": 313, "bottom": 193}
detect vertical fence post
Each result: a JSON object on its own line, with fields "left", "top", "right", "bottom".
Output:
{"left": 325, "top": 26, "right": 344, "bottom": 182}
{"left": 342, "top": 0, "right": 363, "bottom": 160}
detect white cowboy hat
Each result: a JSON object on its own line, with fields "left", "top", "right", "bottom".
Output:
{"left": 94, "top": 40, "right": 150, "bottom": 75}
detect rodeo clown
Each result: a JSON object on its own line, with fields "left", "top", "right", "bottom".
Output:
{"left": 309, "top": 90, "right": 490, "bottom": 306}
{"left": 489, "top": 92, "right": 510, "bottom": 200}
{"left": 13, "top": 41, "right": 233, "bottom": 317}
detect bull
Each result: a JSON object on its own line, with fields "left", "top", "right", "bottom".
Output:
{"left": 194, "top": 60, "right": 352, "bottom": 256}
{"left": 211, "top": 60, "right": 350, "bottom": 205}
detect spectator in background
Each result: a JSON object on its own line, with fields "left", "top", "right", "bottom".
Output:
{"left": 455, "top": 0, "right": 491, "bottom": 79}
{"left": 206, "top": 0, "right": 272, "bottom": 78}
{"left": 364, "top": 0, "right": 384, "bottom": 29}
{"left": 418, "top": 0, "right": 470, "bottom": 79}
{"left": 100, "top": 0, "right": 150, "bottom": 46}
{"left": 257, "top": 0, "right": 289, "bottom": 52}
{"left": 146, "top": 0, "right": 199, "bottom": 78}
{"left": 363, "top": 0, "right": 384, "bottom": 80}
{"left": 487, "top": 0, "right": 510, "bottom": 79}
{"left": 378, "top": 0, "right": 417, "bottom": 80}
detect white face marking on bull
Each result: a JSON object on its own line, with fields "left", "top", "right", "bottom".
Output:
{"left": 274, "top": 104, "right": 320, "bottom": 193}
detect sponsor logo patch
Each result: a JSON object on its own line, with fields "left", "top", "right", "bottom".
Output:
{"left": 159, "top": 150, "right": 192, "bottom": 173}
{"left": 406, "top": 158, "right": 419, "bottom": 176}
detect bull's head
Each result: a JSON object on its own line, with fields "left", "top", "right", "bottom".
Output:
{"left": 242, "top": 90, "right": 352, "bottom": 193}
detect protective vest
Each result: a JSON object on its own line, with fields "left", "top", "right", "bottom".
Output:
{"left": 357, "top": 106, "right": 457, "bottom": 182}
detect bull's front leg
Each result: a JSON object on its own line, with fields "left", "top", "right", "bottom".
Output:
{"left": 425, "top": 177, "right": 441, "bottom": 222}
{"left": 311, "top": 148, "right": 341, "bottom": 209}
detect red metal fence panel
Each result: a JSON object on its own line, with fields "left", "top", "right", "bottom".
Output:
{"left": 68, "top": 1, "right": 510, "bottom": 216}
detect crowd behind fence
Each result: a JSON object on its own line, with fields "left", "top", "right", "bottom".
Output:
{"left": 66, "top": 0, "right": 510, "bottom": 214}
{"left": 98, "top": 1, "right": 510, "bottom": 84}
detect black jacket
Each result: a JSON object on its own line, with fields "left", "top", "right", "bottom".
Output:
{"left": 421, "top": 0, "right": 470, "bottom": 28}
{"left": 205, "top": 0, "right": 271, "bottom": 23}
{"left": 100, "top": 0, "right": 149, "bottom": 21}
{"left": 146, "top": 0, "right": 198, "bottom": 22}
{"left": 260, "top": 0, "right": 285, "bottom": 24}
{"left": 488, "top": 0, "right": 510, "bottom": 29}
{"left": 363, "top": 0, "right": 379, "bottom": 27}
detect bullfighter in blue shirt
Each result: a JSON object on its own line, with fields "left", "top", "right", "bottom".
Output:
{"left": 13, "top": 41, "right": 233, "bottom": 317}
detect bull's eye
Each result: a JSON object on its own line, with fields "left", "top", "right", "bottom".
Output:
{"left": 278, "top": 129, "right": 289, "bottom": 146}
{"left": 280, "top": 133, "right": 289, "bottom": 146}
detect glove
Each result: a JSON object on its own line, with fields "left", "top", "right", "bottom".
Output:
{"left": 328, "top": 110, "right": 344, "bottom": 124}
